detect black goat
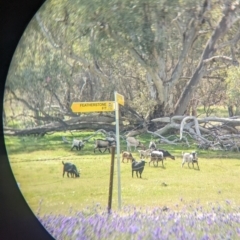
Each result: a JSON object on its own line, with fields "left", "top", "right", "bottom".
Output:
{"left": 62, "top": 161, "right": 80, "bottom": 178}
{"left": 94, "top": 139, "right": 116, "bottom": 153}
{"left": 71, "top": 139, "right": 85, "bottom": 151}
{"left": 157, "top": 149, "right": 175, "bottom": 160}
{"left": 132, "top": 159, "right": 146, "bottom": 178}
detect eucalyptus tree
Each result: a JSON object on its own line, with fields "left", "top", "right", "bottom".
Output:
{"left": 4, "top": 0, "right": 240, "bottom": 133}
{"left": 37, "top": 0, "right": 240, "bottom": 115}
{"left": 85, "top": 0, "right": 240, "bottom": 116}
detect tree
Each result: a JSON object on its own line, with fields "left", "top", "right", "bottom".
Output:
{"left": 4, "top": 0, "right": 240, "bottom": 134}
{"left": 174, "top": 1, "right": 240, "bottom": 115}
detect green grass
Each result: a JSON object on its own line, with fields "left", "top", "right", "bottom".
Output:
{"left": 4, "top": 132, "right": 240, "bottom": 216}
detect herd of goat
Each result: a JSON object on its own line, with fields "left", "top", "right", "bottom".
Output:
{"left": 62, "top": 136, "right": 199, "bottom": 179}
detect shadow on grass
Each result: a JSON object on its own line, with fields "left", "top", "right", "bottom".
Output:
{"left": 148, "top": 165, "right": 166, "bottom": 170}
{"left": 182, "top": 166, "right": 200, "bottom": 171}
{"left": 4, "top": 133, "right": 100, "bottom": 155}
{"left": 5, "top": 138, "right": 101, "bottom": 156}
{"left": 6, "top": 143, "right": 71, "bottom": 155}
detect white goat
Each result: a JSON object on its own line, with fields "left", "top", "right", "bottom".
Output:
{"left": 182, "top": 152, "right": 199, "bottom": 169}
{"left": 149, "top": 141, "right": 157, "bottom": 150}
{"left": 71, "top": 139, "right": 85, "bottom": 151}
{"left": 138, "top": 149, "right": 153, "bottom": 159}
{"left": 126, "top": 137, "right": 145, "bottom": 152}
{"left": 149, "top": 150, "right": 164, "bottom": 167}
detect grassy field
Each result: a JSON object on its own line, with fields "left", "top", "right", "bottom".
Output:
{"left": 4, "top": 131, "right": 240, "bottom": 216}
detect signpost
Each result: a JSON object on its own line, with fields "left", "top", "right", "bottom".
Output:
{"left": 116, "top": 92, "right": 124, "bottom": 106}
{"left": 114, "top": 91, "right": 123, "bottom": 210}
{"left": 71, "top": 92, "right": 124, "bottom": 210}
{"left": 71, "top": 101, "right": 115, "bottom": 113}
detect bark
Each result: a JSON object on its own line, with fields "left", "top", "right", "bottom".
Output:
{"left": 4, "top": 122, "right": 115, "bottom": 136}
{"left": 3, "top": 108, "right": 146, "bottom": 136}
{"left": 3, "top": 114, "right": 134, "bottom": 136}
{"left": 154, "top": 122, "right": 181, "bottom": 135}
{"left": 150, "top": 115, "right": 240, "bottom": 150}
{"left": 152, "top": 115, "right": 240, "bottom": 127}
{"left": 179, "top": 116, "right": 201, "bottom": 140}
{"left": 147, "top": 130, "right": 178, "bottom": 145}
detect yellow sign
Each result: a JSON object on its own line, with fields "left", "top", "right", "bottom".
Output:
{"left": 116, "top": 93, "right": 124, "bottom": 106}
{"left": 71, "top": 101, "right": 115, "bottom": 113}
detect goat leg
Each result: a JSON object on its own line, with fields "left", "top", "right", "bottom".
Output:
{"left": 153, "top": 159, "right": 158, "bottom": 167}
{"left": 196, "top": 162, "right": 200, "bottom": 170}
{"left": 102, "top": 148, "right": 107, "bottom": 153}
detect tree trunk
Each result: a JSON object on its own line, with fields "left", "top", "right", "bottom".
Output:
{"left": 148, "top": 103, "right": 165, "bottom": 131}
{"left": 228, "top": 105, "right": 234, "bottom": 117}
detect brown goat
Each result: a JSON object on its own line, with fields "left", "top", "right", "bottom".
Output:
{"left": 122, "top": 151, "right": 134, "bottom": 163}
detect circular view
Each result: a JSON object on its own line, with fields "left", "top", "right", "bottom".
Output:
{"left": 3, "top": 0, "right": 240, "bottom": 239}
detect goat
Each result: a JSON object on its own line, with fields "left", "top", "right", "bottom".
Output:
{"left": 126, "top": 137, "right": 145, "bottom": 152}
{"left": 122, "top": 151, "right": 134, "bottom": 163}
{"left": 138, "top": 149, "right": 153, "bottom": 159}
{"left": 62, "top": 161, "right": 80, "bottom": 178}
{"left": 149, "top": 141, "right": 157, "bottom": 150}
{"left": 105, "top": 137, "right": 115, "bottom": 142}
{"left": 94, "top": 139, "right": 116, "bottom": 153}
{"left": 182, "top": 152, "right": 199, "bottom": 169}
{"left": 157, "top": 149, "right": 175, "bottom": 160}
{"left": 132, "top": 159, "right": 146, "bottom": 178}
{"left": 149, "top": 150, "right": 164, "bottom": 167}
{"left": 71, "top": 139, "right": 85, "bottom": 151}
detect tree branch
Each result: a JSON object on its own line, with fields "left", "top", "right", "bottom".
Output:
{"left": 35, "top": 13, "right": 61, "bottom": 48}
{"left": 179, "top": 116, "right": 201, "bottom": 140}
{"left": 203, "top": 55, "right": 238, "bottom": 65}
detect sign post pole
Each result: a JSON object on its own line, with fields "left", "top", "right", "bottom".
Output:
{"left": 114, "top": 91, "right": 121, "bottom": 210}
{"left": 71, "top": 94, "right": 124, "bottom": 210}
{"left": 108, "top": 146, "right": 115, "bottom": 214}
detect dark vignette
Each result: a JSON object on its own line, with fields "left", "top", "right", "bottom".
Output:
{"left": 0, "top": 0, "right": 53, "bottom": 239}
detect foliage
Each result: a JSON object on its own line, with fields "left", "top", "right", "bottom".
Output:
{"left": 4, "top": 0, "right": 240, "bottom": 129}
{"left": 226, "top": 66, "right": 240, "bottom": 115}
